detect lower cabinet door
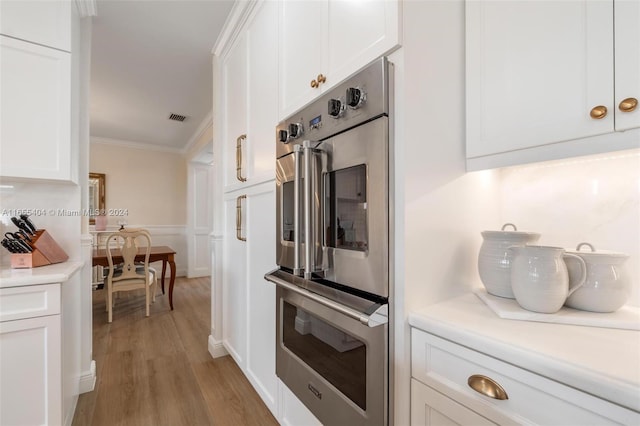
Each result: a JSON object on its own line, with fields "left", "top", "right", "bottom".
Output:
{"left": 222, "top": 182, "right": 278, "bottom": 416}
{"left": 246, "top": 184, "right": 278, "bottom": 415}
{"left": 223, "top": 193, "right": 248, "bottom": 367}
{"left": 0, "top": 314, "right": 62, "bottom": 425}
{"left": 411, "top": 379, "right": 495, "bottom": 426}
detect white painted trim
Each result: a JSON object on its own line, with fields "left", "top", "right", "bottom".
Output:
{"left": 64, "top": 396, "right": 78, "bottom": 426}
{"left": 89, "top": 224, "right": 186, "bottom": 234}
{"left": 208, "top": 335, "right": 229, "bottom": 358}
{"left": 90, "top": 136, "right": 183, "bottom": 154}
{"left": 78, "top": 360, "right": 96, "bottom": 393}
{"left": 212, "top": 0, "right": 259, "bottom": 57}
{"left": 181, "top": 112, "right": 213, "bottom": 155}
{"left": 75, "top": 0, "right": 97, "bottom": 17}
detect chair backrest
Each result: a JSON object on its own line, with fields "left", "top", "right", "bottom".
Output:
{"left": 105, "top": 228, "right": 152, "bottom": 283}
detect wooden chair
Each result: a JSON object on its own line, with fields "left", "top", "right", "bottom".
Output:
{"left": 105, "top": 228, "right": 157, "bottom": 322}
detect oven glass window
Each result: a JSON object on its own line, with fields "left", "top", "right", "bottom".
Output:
{"left": 324, "top": 165, "right": 367, "bottom": 251}
{"left": 282, "top": 181, "right": 305, "bottom": 242}
{"left": 282, "top": 301, "right": 366, "bottom": 410}
{"left": 282, "top": 181, "right": 294, "bottom": 242}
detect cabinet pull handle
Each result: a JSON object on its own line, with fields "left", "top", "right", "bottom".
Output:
{"left": 310, "top": 74, "right": 326, "bottom": 89}
{"left": 619, "top": 97, "right": 638, "bottom": 112}
{"left": 236, "top": 134, "right": 247, "bottom": 182}
{"left": 467, "top": 374, "right": 508, "bottom": 400}
{"left": 589, "top": 105, "right": 608, "bottom": 119}
{"left": 236, "top": 195, "right": 247, "bottom": 242}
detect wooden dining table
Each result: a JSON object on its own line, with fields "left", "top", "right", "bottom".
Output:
{"left": 92, "top": 245, "right": 177, "bottom": 310}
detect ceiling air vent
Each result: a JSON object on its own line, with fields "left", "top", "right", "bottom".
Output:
{"left": 168, "top": 113, "right": 187, "bottom": 122}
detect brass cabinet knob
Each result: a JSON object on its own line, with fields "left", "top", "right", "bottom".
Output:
{"left": 590, "top": 105, "right": 608, "bottom": 119}
{"left": 317, "top": 74, "right": 326, "bottom": 84}
{"left": 310, "top": 79, "right": 318, "bottom": 88}
{"left": 619, "top": 97, "right": 638, "bottom": 112}
{"left": 467, "top": 374, "right": 508, "bottom": 400}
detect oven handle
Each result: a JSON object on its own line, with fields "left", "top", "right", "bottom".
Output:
{"left": 303, "top": 140, "right": 314, "bottom": 279}
{"left": 265, "top": 272, "right": 388, "bottom": 328}
{"left": 293, "top": 144, "right": 303, "bottom": 276}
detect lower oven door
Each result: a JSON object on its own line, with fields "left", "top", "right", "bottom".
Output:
{"left": 276, "top": 285, "right": 388, "bottom": 426}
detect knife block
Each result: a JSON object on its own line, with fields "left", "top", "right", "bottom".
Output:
{"left": 10, "top": 229, "right": 69, "bottom": 268}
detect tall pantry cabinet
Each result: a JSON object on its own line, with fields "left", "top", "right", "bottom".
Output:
{"left": 217, "top": 0, "right": 279, "bottom": 417}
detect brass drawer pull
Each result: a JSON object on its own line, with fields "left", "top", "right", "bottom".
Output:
{"left": 236, "top": 195, "right": 246, "bottom": 242}
{"left": 590, "top": 105, "right": 607, "bottom": 119}
{"left": 236, "top": 134, "right": 247, "bottom": 182}
{"left": 619, "top": 97, "right": 638, "bottom": 112}
{"left": 468, "top": 374, "right": 508, "bottom": 400}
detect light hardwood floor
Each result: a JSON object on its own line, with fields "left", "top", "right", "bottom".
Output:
{"left": 72, "top": 276, "right": 278, "bottom": 426}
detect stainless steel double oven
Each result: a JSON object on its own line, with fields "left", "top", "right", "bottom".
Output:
{"left": 265, "top": 57, "right": 393, "bottom": 426}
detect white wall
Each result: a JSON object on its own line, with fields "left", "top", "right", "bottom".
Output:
{"left": 498, "top": 149, "right": 640, "bottom": 306}
{"left": 396, "top": 1, "right": 501, "bottom": 424}
{"left": 89, "top": 140, "right": 187, "bottom": 226}
{"left": 89, "top": 140, "right": 188, "bottom": 275}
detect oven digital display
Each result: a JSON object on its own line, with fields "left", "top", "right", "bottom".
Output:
{"left": 309, "top": 115, "right": 322, "bottom": 129}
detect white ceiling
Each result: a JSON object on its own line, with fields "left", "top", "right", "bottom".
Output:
{"left": 90, "top": 0, "right": 235, "bottom": 152}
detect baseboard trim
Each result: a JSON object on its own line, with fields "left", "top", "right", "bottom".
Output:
{"left": 208, "top": 335, "right": 228, "bottom": 358}
{"left": 79, "top": 360, "right": 96, "bottom": 393}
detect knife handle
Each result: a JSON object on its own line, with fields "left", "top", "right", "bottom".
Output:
{"left": 19, "top": 215, "right": 37, "bottom": 233}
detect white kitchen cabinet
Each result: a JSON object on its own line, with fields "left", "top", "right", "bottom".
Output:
{"left": 222, "top": 181, "right": 277, "bottom": 416}
{"left": 614, "top": 0, "right": 640, "bottom": 132}
{"left": 0, "top": 35, "right": 71, "bottom": 181}
{"left": 409, "top": 295, "right": 640, "bottom": 425}
{"left": 222, "top": 192, "right": 248, "bottom": 367}
{"left": 222, "top": 32, "right": 248, "bottom": 189}
{"left": 278, "top": 0, "right": 400, "bottom": 119}
{"left": 0, "top": 0, "right": 71, "bottom": 51}
{"left": 221, "top": 1, "right": 278, "bottom": 191}
{"left": 0, "top": 281, "right": 63, "bottom": 425}
{"left": 246, "top": 0, "right": 278, "bottom": 185}
{"left": 466, "top": 0, "right": 640, "bottom": 170}
{"left": 0, "top": 263, "right": 83, "bottom": 426}
{"left": 411, "top": 379, "right": 495, "bottom": 426}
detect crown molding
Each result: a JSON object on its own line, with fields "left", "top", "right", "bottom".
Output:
{"left": 90, "top": 136, "right": 183, "bottom": 154}
{"left": 75, "top": 0, "right": 97, "bottom": 17}
{"left": 181, "top": 111, "right": 213, "bottom": 155}
{"left": 211, "top": 0, "right": 259, "bottom": 58}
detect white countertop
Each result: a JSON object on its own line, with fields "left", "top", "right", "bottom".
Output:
{"left": 408, "top": 293, "right": 640, "bottom": 412}
{"left": 0, "top": 261, "right": 83, "bottom": 288}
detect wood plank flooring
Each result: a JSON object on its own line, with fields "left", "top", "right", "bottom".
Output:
{"left": 72, "top": 277, "right": 278, "bottom": 426}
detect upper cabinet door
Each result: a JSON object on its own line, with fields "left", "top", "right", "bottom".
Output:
{"left": 0, "top": 0, "right": 71, "bottom": 51}
{"left": 278, "top": 0, "right": 400, "bottom": 119}
{"left": 327, "top": 0, "right": 400, "bottom": 88}
{"left": 466, "top": 0, "right": 614, "bottom": 159}
{"left": 222, "top": 33, "right": 248, "bottom": 188}
{"left": 247, "top": 1, "right": 278, "bottom": 183}
{"left": 0, "top": 36, "right": 71, "bottom": 181}
{"left": 278, "top": 0, "right": 326, "bottom": 119}
{"left": 614, "top": 0, "right": 640, "bottom": 131}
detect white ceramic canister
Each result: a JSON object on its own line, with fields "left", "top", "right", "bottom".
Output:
{"left": 478, "top": 223, "right": 541, "bottom": 298}
{"left": 564, "top": 243, "right": 630, "bottom": 313}
{"left": 509, "top": 245, "right": 587, "bottom": 314}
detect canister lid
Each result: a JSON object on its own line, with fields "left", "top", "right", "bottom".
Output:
{"left": 566, "top": 242, "right": 629, "bottom": 260}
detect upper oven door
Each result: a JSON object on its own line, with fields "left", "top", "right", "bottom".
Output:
{"left": 319, "top": 116, "right": 389, "bottom": 297}
{"left": 276, "top": 151, "right": 299, "bottom": 272}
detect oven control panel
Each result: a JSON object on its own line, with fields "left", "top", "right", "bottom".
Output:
{"left": 276, "top": 57, "right": 391, "bottom": 157}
